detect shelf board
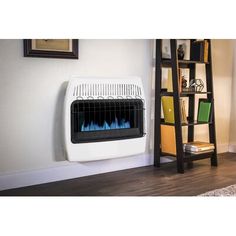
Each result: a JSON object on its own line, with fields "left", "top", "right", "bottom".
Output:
{"left": 181, "top": 91, "right": 211, "bottom": 96}
{"left": 179, "top": 59, "right": 209, "bottom": 64}
{"left": 160, "top": 91, "right": 174, "bottom": 96}
{"left": 161, "top": 120, "right": 212, "bottom": 126}
{"left": 182, "top": 121, "right": 212, "bottom": 126}
{"left": 161, "top": 59, "right": 209, "bottom": 68}
{"left": 160, "top": 91, "right": 211, "bottom": 97}
{"left": 161, "top": 152, "right": 176, "bottom": 157}
{"left": 183, "top": 151, "right": 214, "bottom": 162}
{"left": 161, "top": 150, "right": 214, "bottom": 162}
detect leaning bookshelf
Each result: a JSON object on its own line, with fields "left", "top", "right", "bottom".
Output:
{"left": 154, "top": 39, "right": 218, "bottom": 173}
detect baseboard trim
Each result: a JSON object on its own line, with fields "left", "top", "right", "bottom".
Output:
{"left": 0, "top": 144, "right": 230, "bottom": 191}
{"left": 0, "top": 153, "right": 155, "bottom": 191}
{"left": 217, "top": 143, "right": 229, "bottom": 153}
{"left": 229, "top": 144, "right": 236, "bottom": 153}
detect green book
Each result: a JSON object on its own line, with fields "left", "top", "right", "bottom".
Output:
{"left": 198, "top": 100, "right": 212, "bottom": 122}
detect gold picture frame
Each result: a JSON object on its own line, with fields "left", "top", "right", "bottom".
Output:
{"left": 24, "top": 39, "right": 79, "bottom": 59}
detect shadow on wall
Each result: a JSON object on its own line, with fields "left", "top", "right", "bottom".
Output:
{"left": 53, "top": 81, "right": 68, "bottom": 162}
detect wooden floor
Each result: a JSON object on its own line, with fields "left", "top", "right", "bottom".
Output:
{"left": 1, "top": 152, "right": 236, "bottom": 196}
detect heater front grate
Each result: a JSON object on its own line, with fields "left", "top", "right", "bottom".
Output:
{"left": 73, "top": 83, "right": 142, "bottom": 97}
{"left": 71, "top": 99, "right": 144, "bottom": 143}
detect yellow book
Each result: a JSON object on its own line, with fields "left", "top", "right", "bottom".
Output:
{"left": 204, "top": 40, "right": 209, "bottom": 62}
{"left": 161, "top": 125, "right": 176, "bottom": 155}
{"left": 162, "top": 97, "right": 188, "bottom": 124}
{"left": 162, "top": 96, "right": 175, "bottom": 123}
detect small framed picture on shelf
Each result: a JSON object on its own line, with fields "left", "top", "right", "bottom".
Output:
{"left": 162, "top": 39, "right": 171, "bottom": 59}
{"left": 161, "top": 39, "right": 191, "bottom": 60}
{"left": 177, "top": 40, "right": 190, "bottom": 60}
{"left": 23, "top": 39, "right": 79, "bottom": 59}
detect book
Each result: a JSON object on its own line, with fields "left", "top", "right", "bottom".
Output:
{"left": 161, "top": 125, "right": 176, "bottom": 155}
{"left": 167, "top": 69, "right": 173, "bottom": 92}
{"left": 162, "top": 96, "right": 175, "bottom": 123}
{"left": 191, "top": 40, "right": 203, "bottom": 61}
{"left": 191, "top": 40, "right": 209, "bottom": 62}
{"left": 161, "top": 68, "right": 169, "bottom": 89}
{"left": 184, "top": 149, "right": 214, "bottom": 154}
{"left": 178, "top": 68, "right": 182, "bottom": 93}
{"left": 197, "top": 99, "right": 212, "bottom": 122}
{"left": 162, "top": 96, "right": 188, "bottom": 124}
{"left": 183, "top": 141, "right": 215, "bottom": 153}
{"left": 204, "top": 40, "right": 209, "bottom": 62}
{"left": 167, "top": 68, "right": 182, "bottom": 93}
{"left": 180, "top": 99, "right": 188, "bottom": 124}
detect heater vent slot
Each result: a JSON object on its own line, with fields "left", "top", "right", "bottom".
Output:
{"left": 71, "top": 99, "right": 144, "bottom": 143}
{"left": 73, "top": 84, "right": 142, "bottom": 97}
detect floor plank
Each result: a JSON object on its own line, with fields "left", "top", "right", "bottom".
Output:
{"left": 1, "top": 152, "right": 236, "bottom": 196}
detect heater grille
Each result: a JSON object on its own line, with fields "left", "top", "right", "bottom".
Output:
{"left": 73, "top": 83, "right": 142, "bottom": 98}
{"left": 64, "top": 77, "right": 146, "bottom": 161}
{"left": 71, "top": 99, "right": 144, "bottom": 143}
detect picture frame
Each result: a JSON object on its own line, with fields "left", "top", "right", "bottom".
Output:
{"left": 177, "top": 40, "right": 190, "bottom": 60}
{"left": 162, "top": 39, "right": 190, "bottom": 60}
{"left": 23, "top": 39, "right": 79, "bottom": 59}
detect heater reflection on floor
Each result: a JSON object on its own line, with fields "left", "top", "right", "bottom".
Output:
{"left": 81, "top": 117, "right": 131, "bottom": 132}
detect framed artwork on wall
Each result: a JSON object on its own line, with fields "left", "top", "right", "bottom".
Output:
{"left": 23, "top": 39, "right": 79, "bottom": 59}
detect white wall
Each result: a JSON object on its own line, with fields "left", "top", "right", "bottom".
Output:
{"left": 194, "top": 40, "right": 233, "bottom": 152}
{"left": 0, "top": 40, "right": 153, "bottom": 175}
{"left": 229, "top": 40, "right": 236, "bottom": 150}
{"left": 0, "top": 39, "right": 233, "bottom": 190}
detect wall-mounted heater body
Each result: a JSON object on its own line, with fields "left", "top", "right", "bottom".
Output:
{"left": 64, "top": 77, "right": 146, "bottom": 162}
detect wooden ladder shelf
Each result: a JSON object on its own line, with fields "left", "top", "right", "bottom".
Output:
{"left": 154, "top": 39, "right": 218, "bottom": 173}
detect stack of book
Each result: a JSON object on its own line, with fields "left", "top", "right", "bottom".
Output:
{"left": 191, "top": 40, "right": 209, "bottom": 63}
{"left": 183, "top": 141, "right": 215, "bottom": 154}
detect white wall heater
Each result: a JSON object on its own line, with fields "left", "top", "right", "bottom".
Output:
{"left": 64, "top": 77, "right": 146, "bottom": 162}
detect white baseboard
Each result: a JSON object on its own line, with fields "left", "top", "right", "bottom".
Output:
{"left": 0, "top": 153, "right": 176, "bottom": 191}
{"left": 229, "top": 144, "right": 236, "bottom": 153}
{"left": 217, "top": 143, "right": 229, "bottom": 153}
{"left": 0, "top": 154, "right": 155, "bottom": 191}
{"left": 0, "top": 143, "right": 231, "bottom": 191}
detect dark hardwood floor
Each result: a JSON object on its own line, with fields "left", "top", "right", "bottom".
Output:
{"left": 1, "top": 152, "right": 236, "bottom": 196}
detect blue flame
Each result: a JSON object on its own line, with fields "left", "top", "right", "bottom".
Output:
{"left": 81, "top": 117, "right": 130, "bottom": 132}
